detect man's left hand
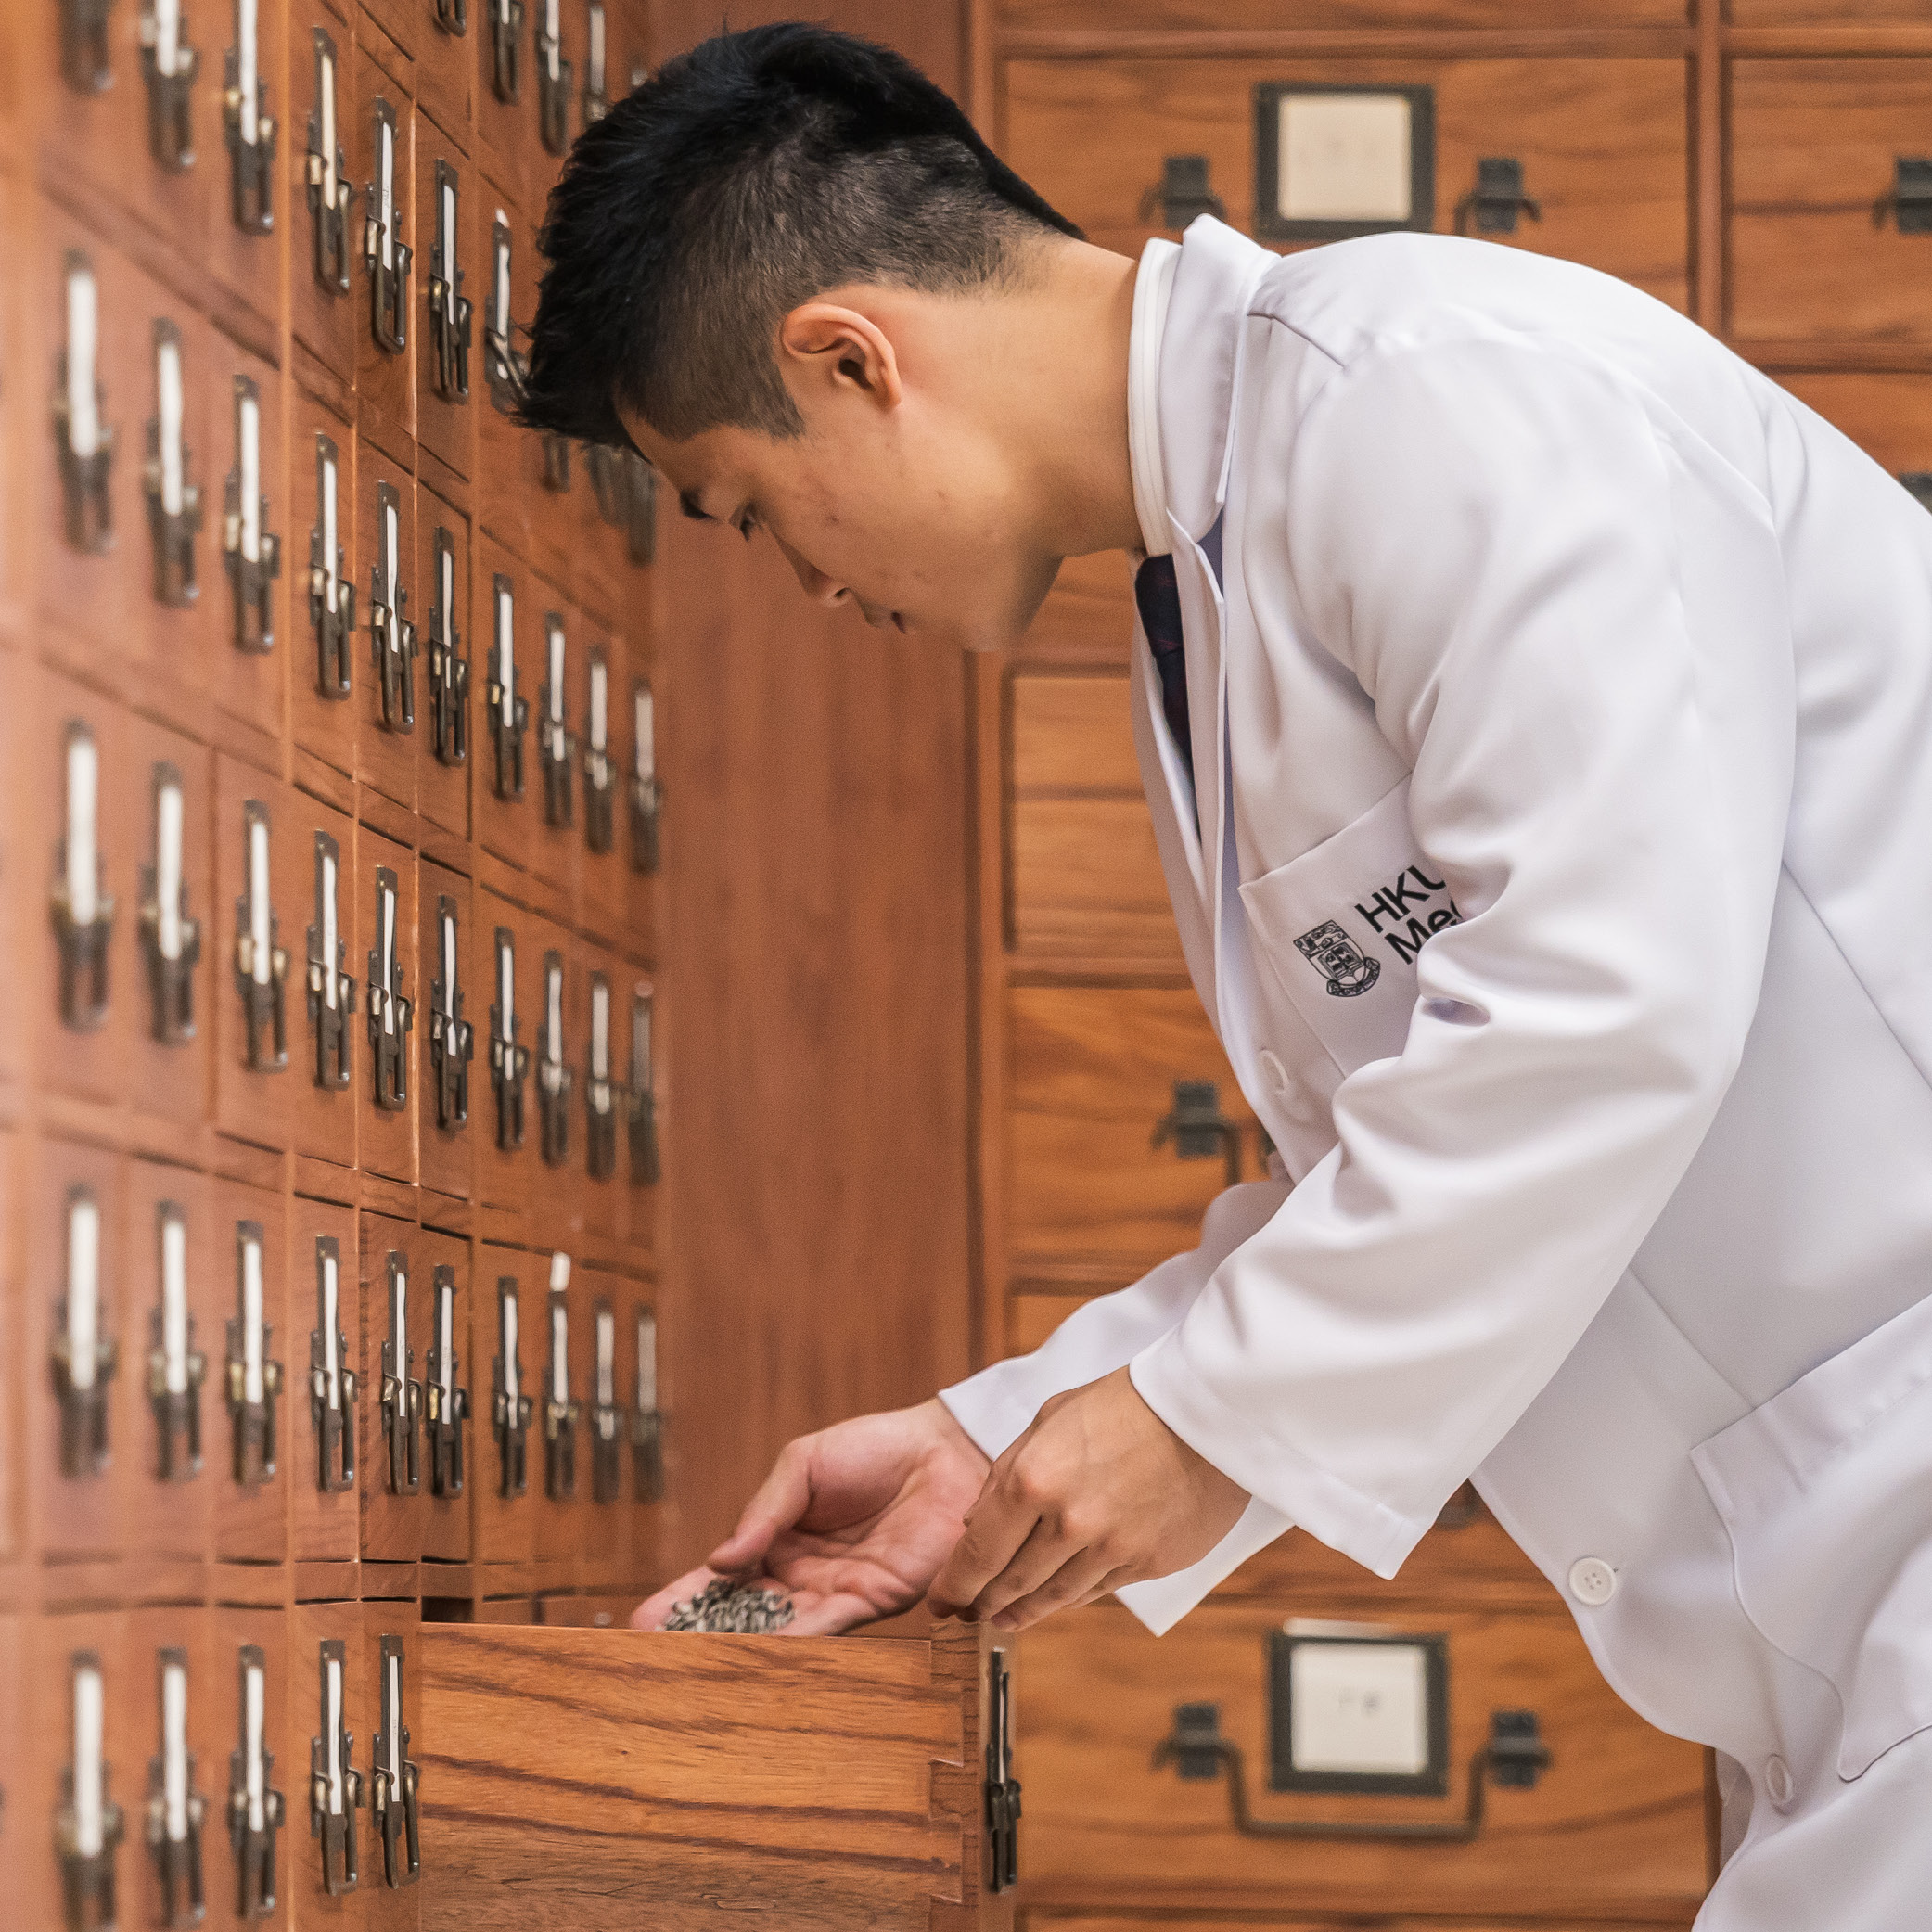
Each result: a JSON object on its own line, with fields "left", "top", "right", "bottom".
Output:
{"left": 927, "top": 1367, "right": 1248, "bottom": 1631}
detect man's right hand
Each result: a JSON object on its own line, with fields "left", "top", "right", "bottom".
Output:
{"left": 632, "top": 1398, "right": 992, "bottom": 1636}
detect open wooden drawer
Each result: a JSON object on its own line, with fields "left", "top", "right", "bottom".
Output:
{"left": 418, "top": 1617, "right": 1016, "bottom": 1931}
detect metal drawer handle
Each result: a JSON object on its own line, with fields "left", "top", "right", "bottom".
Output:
{"left": 1154, "top": 1703, "right": 1549, "bottom": 1843}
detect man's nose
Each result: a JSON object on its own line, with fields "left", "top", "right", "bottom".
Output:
{"left": 776, "top": 536, "right": 849, "bottom": 608}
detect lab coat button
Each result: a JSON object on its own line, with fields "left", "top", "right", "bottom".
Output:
{"left": 1765, "top": 1755, "right": 1794, "bottom": 1807}
{"left": 1258, "top": 1050, "right": 1289, "bottom": 1095}
{"left": 1567, "top": 1556, "right": 1618, "bottom": 1606}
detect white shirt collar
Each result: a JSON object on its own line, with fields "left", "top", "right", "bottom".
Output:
{"left": 1128, "top": 237, "right": 1181, "bottom": 559}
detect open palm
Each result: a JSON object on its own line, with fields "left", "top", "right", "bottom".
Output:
{"left": 633, "top": 1400, "right": 992, "bottom": 1635}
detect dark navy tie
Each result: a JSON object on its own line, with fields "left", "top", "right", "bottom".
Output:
{"left": 1134, "top": 552, "right": 1194, "bottom": 785}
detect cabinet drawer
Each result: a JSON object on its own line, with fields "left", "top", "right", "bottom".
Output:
{"left": 1001, "top": 0, "right": 1683, "bottom": 27}
{"left": 1017, "top": 1598, "right": 1708, "bottom": 1919}
{"left": 1003, "top": 58, "right": 1687, "bottom": 311}
{"left": 1009, "top": 672, "right": 1179, "bottom": 966}
{"left": 1009, "top": 986, "right": 1259, "bottom": 1281}
{"left": 417, "top": 1618, "right": 1013, "bottom": 1930}
{"left": 1732, "top": 61, "right": 1932, "bottom": 350}
{"left": 1781, "top": 373, "right": 1932, "bottom": 481}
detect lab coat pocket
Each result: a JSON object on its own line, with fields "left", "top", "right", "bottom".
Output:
{"left": 1691, "top": 1289, "right": 1932, "bottom": 1778}
{"left": 1237, "top": 777, "right": 1454, "bottom": 1079}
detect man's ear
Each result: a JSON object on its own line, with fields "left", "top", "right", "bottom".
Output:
{"left": 778, "top": 303, "right": 903, "bottom": 410}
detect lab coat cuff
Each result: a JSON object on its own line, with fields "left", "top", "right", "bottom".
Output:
{"left": 1114, "top": 1496, "right": 1294, "bottom": 1635}
{"left": 1128, "top": 1334, "right": 1432, "bottom": 1582}
{"left": 937, "top": 1365, "right": 1042, "bottom": 1465}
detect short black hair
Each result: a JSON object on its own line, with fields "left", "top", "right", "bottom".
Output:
{"left": 522, "top": 23, "right": 1081, "bottom": 447}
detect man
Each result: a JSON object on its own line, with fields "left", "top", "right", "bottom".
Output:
{"left": 522, "top": 25, "right": 1932, "bottom": 1926}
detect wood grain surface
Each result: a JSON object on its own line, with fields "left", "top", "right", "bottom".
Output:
{"left": 417, "top": 1619, "right": 1009, "bottom": 1930}
{"left": 1014, "top": 1599, "right": 1707, "bottom": 1918}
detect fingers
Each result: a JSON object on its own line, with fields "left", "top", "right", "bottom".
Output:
{"left": 986, "top": 1545, "right": 1120, "bottom": 1633}
{"left": 707, "top": 1435, "right": 817, "bottom": 1573}
{"left": 927, "top": 1460, "right": 1041, "bottom": 1619}
{"left": 631, "top": 1565, "right": 723, "bottom": 1631}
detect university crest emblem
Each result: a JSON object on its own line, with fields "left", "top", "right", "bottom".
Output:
{"left": 1294, "top": 920, "right": 1381, "bottom": 998}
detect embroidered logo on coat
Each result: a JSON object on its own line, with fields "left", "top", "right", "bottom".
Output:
{"left": 1357, "top": 865, "right": 1464, "bottom": 965}
{"left": 1294, "top": 920, "right": 1382, "bottom": 997}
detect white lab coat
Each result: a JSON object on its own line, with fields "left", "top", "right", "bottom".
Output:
{"left": 942, "top": 218, "right": 1932, "bottom": 1920}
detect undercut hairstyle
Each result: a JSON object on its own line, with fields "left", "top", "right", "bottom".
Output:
{"left": 521, "top": 23, "right": 1082, "bottom": 446}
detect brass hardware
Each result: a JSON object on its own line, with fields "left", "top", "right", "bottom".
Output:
{"left": 139, "top": 1, "right": 200, "bottom": 171}
{"left": 590, "top": 1300, "right": 621, "bottom": 1503}
{"left": 52, "top": 720, "right": 116, "bottom": 1033}
{"left": 370, "top": 1636, "right": 421, "bottom": 1888}
{"left": 367, "top": 865, "right": 413, "bottom": 1113}
{"left": 147, "top": 1647, "right": 208, "bottom": 1930}
{"left": 140, "top": 761, "right": 201, "bottom": 1046}
{"left": 428, "top": 526, "right": 470, "bottom": 767}
{"left": 222, "top": 0, "right": 277, "bottom": 235}
{"left": 379, "top": 1251, "right": 423, "bottom": 1497}
{"left": 309, "top": 1641, "right": 363, "bottom": 1896}
{"left": 542, "top": 1260, "right": 581, "bottom": 1502}
{"left": 227, "top": 1644, "right": 285, "bottom": 1920}
{"left": 536, "top": 949, "right": 572, "bottom": 1168}
{"left": 307, "top": 1235, "right": 357, "bottom": 1494}
{"left": 305, "top": 830, "right": 355, "bottom": 1091}
{"left": 429, "top": 161, "right": 473, "bottom": 403}
{"left": 582, "top": 2, "right": 608, "bottom": 123}
{"left": 490, "top": 0, "right": 525, "bottom": 104}
{"left": 491, "top": 925, "right": 530, "bottom": 1151}
{"left": 536, "top": 0, "right": 572, "bottom": 154}
{"left": 148, "top": 1200, "right": 206, "bottom": 1482}
{"left": 427, "top": 1264, "right": 469, "bottom": 1499}
{"left": 493, "top": 1276, "right": 533, "bottom": 1498}
{"left": 488, "top": 572, "right": 530, "bottom": 800}
{"left": 58, "top": 1653, "right": 125, "bottom": 1932}
{"left": 626, "top": 981, "right": 659, "bottom": 1186}
{"left": 1153, "top": 1079, "right": 1242, "bottom": 1189}
{"left": 224, "top": 375, "right": 281, "bottom": 655}
{"left": 585, "top": 972, "right": 616, "bottom": 1181}
{"left": 364, "top": 97, "right": 412, "bottom": 353}
{"left": 225, "top": 1221, "right": 283, "bottom": 1487}
{"left": 55, "top": 253, "right": 117, "bottom": 557}
{"left": 630, "top": 1306, "right": 662, "bottom": 1500}
{"left": 539, "top": 612, "right": 575, "bottom": 829}
{"left": 304, "top": 30, "right": 352, "bottom": 293}
{"left": 310, "top": 432, "right": 355, "bottom": 698}
{"left": 1153, "top": 1703, "right": 1550, "bottom": 1843}
{"left": 144, "top": 320, "right": 203, "bottom": 608}
{"left": 1455, "top": 156, "right": 1541, "bottom": 237}
{"left": 584, "top": 643, "right": 615, "bottom": 853}
{"left": 234, "top": 799, "right": 289, "bottom": 1072}
{"left": 429, "top": 894, "right": 474, "bottom": 1132}
{"left": 60, "top": 0, "right": 116, "bottom": 94}
{"left": 52, "top": 1186, "right": 117, "bottom": 1481}
{"left": 629, "top": 677, "right": 660, "bottom": 876}
{"left": 985, "top": 1648, "right": 1021, "bottom": 1894}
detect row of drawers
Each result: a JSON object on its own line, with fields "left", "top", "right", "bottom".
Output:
{"left": 994, "top": 0, "right": 1927, "bottom": 27}
{"left": 1000, "top": 56, "right": 1932, "bottom": 347}
{"left": 5, "top": 1131, "right": 664, "bottom": 1577}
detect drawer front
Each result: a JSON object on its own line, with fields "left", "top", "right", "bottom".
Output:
{"left": 1016, "top": 1599, "right": 1708, "bottom": 1919}
{"left": 1780, "top": 373, "right": 1932, "bottom": 483}
{"left": 1010, "top": 672, "right": 1181, "bottom": 967}
{"left": 1732, "top": 60, "right": 1932, "bottom": 349}
{"left": 1004, "top": 58, "right": 1688, "bottom": 311}
{"left": 1009, "top": 986, "right": 1260, "bottom": 1281}
{"left": 1001, "top": 0, "right": 1683, "bottom": 27}
{"left": 1027, "top": 1916, "right": 1692, "bottom": 1931}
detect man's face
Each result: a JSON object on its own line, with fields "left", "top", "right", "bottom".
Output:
{"left": 619, "top": 296, "right": 1064, "bottom": 651}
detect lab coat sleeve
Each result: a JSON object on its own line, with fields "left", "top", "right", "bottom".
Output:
{"left": 938, "top": 1176, "right": 1291, "bottom": 1462}
{"left": 1129, "top": 335, "right": 1798, "bottom": 1580}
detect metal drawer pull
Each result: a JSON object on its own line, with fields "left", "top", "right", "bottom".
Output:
{"left": 1152, "top": 1079, "right": 1241, "bottom": 1189}
{"left": 1874, "top": 157, "right": 1932, "bottom": 233}
{"left": 1455, "top": 156, "right": 1541, "bottom": 237}
{"left": 1155, "top": 1703, "right": 1548, "bottom": 1842}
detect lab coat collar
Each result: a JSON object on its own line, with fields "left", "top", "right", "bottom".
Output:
{"left": 1128, "top": 238, "right": 1181, "bottom": 558}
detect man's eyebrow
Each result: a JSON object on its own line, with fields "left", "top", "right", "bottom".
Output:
{"left": 678, "top": 490, "right": 712, "bottom": 522}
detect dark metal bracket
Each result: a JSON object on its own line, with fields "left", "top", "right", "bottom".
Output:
{"left": 586, "top": 973, "right": 616, "bottom": 1181}
{"left": 58, "top": 1653, "right": 126, "bottom": 1932}
{"left": 370, "top": 1635, "right": 421, "bottom": 1888}
{"left": 493, "top": 1278, "right": 533, "bottom": 1499}
{"left": 61, "top": 0, "right": 116, "bottom": 94}
{"left": 1456, "top": 155, "right": 1542, "bottom": 236}
{"left": 1152, "top": 1079, "right": 1242, "bottom": 1190}
{"left": 1155, "top": 1703, "right": 1550, "bottom": 1842}
{"left": 626, "top": 983, "right": 660, "bottom": 1186}
{"left": 430, "top": 894, "right": 474, "bottom": 1132}
{"left": 491, "top": 0, "right": 526, "bottom": 103}
{"left": 223, "top": 13, "right": 277, "bottom": 236}
{"left": 537, "top": 4, "right": 572, "bottom": 155}
{"left": 140, "top": 762, "right": 203, "bottom": 1047}
{"left": 140, "top": 7, "right": 199, "bottom": 171}
{"left": 310, "top": 433, "right": 356, "bottom": 699}
{"left": 1875, "top": 156, "right": 1932, "bottom": 233}
{"left": 539, "top": 616, "right": 576, "bottom": 829}
{"left": 364, "top": 97, "right": 413, "bottom": 353}
{"left": 369, "top": 482, "right": 417, "bottom": 736}
{"left": 367, "top": 866, "right": 413, "bottom": 1112}
{"left": 52, "top": 721, "right": 116, "bottom": 1033}
{"left": 55, "top": 252, "right": 117, "bottom": 557}
{"left": 536, "top": 950, "right": 573, "bottom": 1167}
{"left": 144, "top": 320, "right": 203, "bottom": 608}
{"left": 227, "top": 1644, "right": 286, "bottom": 1921}
{"left": 630, "top": 677, "right": 660, "bottom": 876}
{"left": 630, "top": 1307, "right": 662, "bottom": 1502}
{"left": 429, "top": 527, "right": 469, "bottom": 768}
{"left": 543, "top": 1283, "right": 581, "bottom": 1503}
{"left": 234, "top": 800, "right": 289, "bottom": 1072}
{"left": 309, "top": 1641, "right": 363, "bottom": 1897}
{"left": 985, "top": 1647, "right": 1021, "bottom": 1894}
{"left": 582, "top": 1, "right": 609, "bottom": 123}
{"left": 429, "top": 160, "right": 473, "bottom": 403}
{"left": 148, "top": 1200, "right": 207, "bottom": 1482}
{"left": 488, "top": 573, "right": 530, "bottom": 800}
{"left": 305, "top": 831, "right": 355, "bottom": 1091}
{"left": 224, "top": 376, "right": 281, "bottom": 655}
{"left": 226, "top": 1222, "right": 283, "bottom": 1488}
{"left": 305, "top": 31, "right": 352, "bottom": 293}
{"left": 1140, "top": 154, "right": 1224, "bottom": 230}
{"left": 590, "top": 1302, "right": 622, "bottom": 1503}
{"left": 52, "top": 1186, "right": 117, "bottom": 1480}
